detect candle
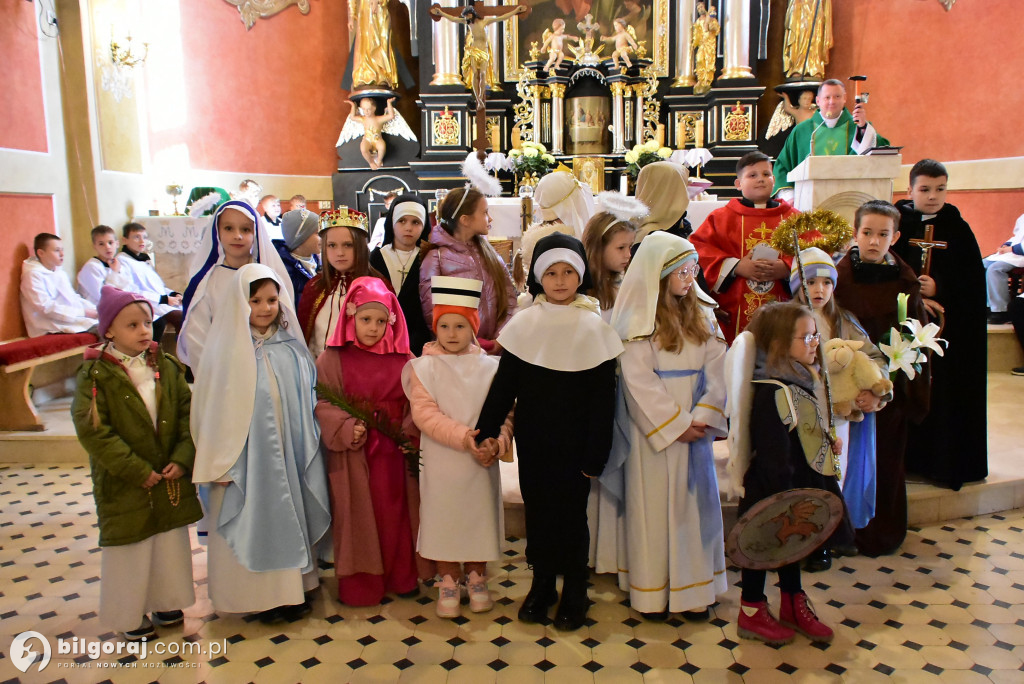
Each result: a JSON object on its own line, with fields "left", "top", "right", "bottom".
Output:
{"left": 675, "top": 118, "right": 684, "bottom": 149}
{"left": 620, "top": 174, "right": 629, "bottom": 194}
{"left": 695, "top": 119, "right": 705, "bottom": 148}
{"left": 656, "top": 123, "right": 665, "bottom": 147}
{"left": 490, "top": 125, "right": 501, "bottom": 152}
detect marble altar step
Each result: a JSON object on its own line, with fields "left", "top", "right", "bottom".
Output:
{"left": 988, "top": 322, "right": 1022, "bottom": 372}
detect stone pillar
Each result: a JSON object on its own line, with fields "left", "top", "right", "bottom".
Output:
{"left": 634, "top": 85, "right": 645, "bottom": 143}
{"left": 549, "top": 83, "right": 565, "bottom": 154}
{"left": 431, "top": 0, "right": 462, "bottom": 86}
{"left": 610, "top": 81, "right": 627, "bottom": 154}
{"left": 673, "top": 0, "right": 697, "bottom": 87}
{"left": 531, "top": 86, "right": 543, "bottom": 143}
{"left": 722, "top": 0, "right": 754, "bottom": 79}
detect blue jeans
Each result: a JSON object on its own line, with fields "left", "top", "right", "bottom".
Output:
{"left": 983, "top": 258, "right": 1018, "bottom": 312}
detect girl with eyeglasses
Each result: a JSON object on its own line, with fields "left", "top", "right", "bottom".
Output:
{"left": 607, "top": 233, "right": 729, "bottom": 623}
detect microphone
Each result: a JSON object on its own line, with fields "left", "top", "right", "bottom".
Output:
{"left": 809, "top": 118, "right": 829, "bottom": 157}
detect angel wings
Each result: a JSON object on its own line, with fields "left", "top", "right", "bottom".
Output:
{"left": 765, "top": 101, "right": 796, "bottom": 140}
{"left": 336, "top": 109, "right": 418, "bottom": 147}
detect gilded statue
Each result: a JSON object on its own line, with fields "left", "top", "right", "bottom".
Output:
{"left": 430, "top": 4, "right": 527, "bottom": 110}
{"left": 691, "top": 2, "right": 719, "bottom": 95}
{"left": 349, "top": 0, "right": 399, "bottom": 89}
{"left": 783, "top": 0, "right": 833, "bottom": 81}
{"left": 337, "top": 96, "right": 418, "bottom": 170}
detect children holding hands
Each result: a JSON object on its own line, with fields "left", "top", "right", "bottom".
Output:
{"left": 403, "top": 276, "right": 512, "bottom": 618}
{"left": 72, "top": 287, "right": 202, "bottom": 641}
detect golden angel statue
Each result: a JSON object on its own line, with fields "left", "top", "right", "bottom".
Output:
{"left": 337, "top": 96, "right": 417, "bottom": 170}
{"left": 783, "top": 0, "right": 833, "bottom": 80}
{"left": 349, "top": 0, "right": 399, "bottom": 89}
{"left": 602, "top": 18, "right": 639, "bottom": 71}
{"left": 430, "top": 3, "right": 528, "bottom": 111}
{"left": 541, "top": 19, "right": 579, "bottom": 72}
{"left": 691, "top": 2, "right": 719, "bottom": 95}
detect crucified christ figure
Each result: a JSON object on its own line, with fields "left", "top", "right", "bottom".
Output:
{"left": 430, "top": 2, "right": 528, "bottom": 111}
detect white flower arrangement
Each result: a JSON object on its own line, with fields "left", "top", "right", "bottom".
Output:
{"left": 878, "top": 293, "right": 947, "bottom": 381}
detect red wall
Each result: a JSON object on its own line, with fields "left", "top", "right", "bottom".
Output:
{"left": 0, "top": 194, "right": 55, "bottom": 339}
{"left": 146, "top": 0, "right": 350, "bottom": 176}
{"left": 829, "top": 0, "right": 1023, "bottom": 163}
{"left": 894, "top": 190, "right": 1024, "bottom": 257}
{"left": 1, "top": 0, "right": 48, "bottom": 153}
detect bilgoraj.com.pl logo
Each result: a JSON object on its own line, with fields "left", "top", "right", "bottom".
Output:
{"left": 10, "top": 631, "right": 227, "bottom": 672}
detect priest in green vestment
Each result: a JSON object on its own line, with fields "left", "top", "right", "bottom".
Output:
{"left": 772, "top": 79, "right": 888, "bottom": 199}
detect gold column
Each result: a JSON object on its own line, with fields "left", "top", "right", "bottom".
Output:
{"left": 722, "top": 0, "right": 754, "bottom": 79}
{"left": 610, "top": 82, "right": 627, "bottom": 154}
{"left": 673, "top": 0, "right": 697, "bottom": 87}
{"left": 484, "top": 0, "right": 501, "bottom": 90}
{"left": 431, "top": 0, "right": 462, "bottom": 85}
{"left": 549, "top": 83, "right": 565, "bottom": 154}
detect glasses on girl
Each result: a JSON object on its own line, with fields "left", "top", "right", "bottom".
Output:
{"left": 676, "top": 263, "right": 700, "bottom": 280}
{"left": 795, "top": 332, "right": 821, "bottom": 346}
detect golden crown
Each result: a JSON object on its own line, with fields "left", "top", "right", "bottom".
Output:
{"left": 319, "top": 206, "right": 368, "bottom": 233}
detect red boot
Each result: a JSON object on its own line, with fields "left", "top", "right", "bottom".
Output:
{"left": 780, "top": 591, "right": 834, "bottom": 642}
{"left": 737, "top": 599, "right": 795, "bottom": 645}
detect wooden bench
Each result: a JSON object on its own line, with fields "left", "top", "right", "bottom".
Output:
{"left": 0, "top": 333, "right": 97, "bottom": 431}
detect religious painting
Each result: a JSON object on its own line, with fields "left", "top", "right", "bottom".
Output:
{"left": 565, "top": 96, "right": 610, "bottom": 154}
{"left": 504, "top": 0, "right": 669, "bottom": 80}
{"left": 572, "top": 156, "right": 606, "bottom": 192}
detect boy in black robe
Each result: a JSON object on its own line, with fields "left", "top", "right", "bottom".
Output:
{"left": 893, "top": 159, "right": 988, "bottom": 491}
{"left": 834, "top": 200, "right": 931, "bottom": 557}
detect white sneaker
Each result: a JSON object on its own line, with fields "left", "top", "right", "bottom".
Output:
{"left": 466, "top": 571, "right": 493, "bottom": 613}
{"left": 436, "top": 575, "right": 461, "bottom": 619}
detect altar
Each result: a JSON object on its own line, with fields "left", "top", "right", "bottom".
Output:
{"left": 129, "top": 215, "right": 210, "bottom": 293}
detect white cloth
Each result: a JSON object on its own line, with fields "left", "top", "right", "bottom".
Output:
{"left": 498, "top": 299, "right": 623, "bottom": 372}
{"left": 205, "top": 485, "right": 316, "bottom": 613}
{"left": 111, "top": 347, "right": 158, "bottom": 427}
{"left": 178, "top": 266, "right": 233, "bottom": 370}
{"left": 380, "top": 245, "right": 417, "bottom": 292}
{"left": 534, "top": 171, "right": 595, "bottom": 239}
{"left": 589, "top": 302, "right": 622, "bottom": 574}
{"left": 116, "top": 252, "right": 180, "bottom": 319}
{"left": 77, "top": 258, "right": 135, "bottom": 306}
{"left": 403, "top": 353, "right": 504, "bottom": 562}
{"left": 309, "top": 280, "right": 345, "bottom": 359}
{"left": 369, "top": 217, "right": 387, "bottom": 250}
{"left": 984, "top": 214, "right": 1024, "bottom": 268}
{"left": 190, "top": 264, "right": 304, "bottom": 483}
{"left": 20, "top": 257, "right": 98, "bottom": 337}
{"left": 99, "top": 527, "right": 195, "bottom": 632}
{"left": 617, "top": 336, "right": 729, "bottom": 613}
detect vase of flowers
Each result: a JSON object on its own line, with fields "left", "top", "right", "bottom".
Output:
{"left": 624, "top": 139, "right": 673, "bottom": 178}
{"left": 508, "top": 141, "right": 557, "bottom": 193}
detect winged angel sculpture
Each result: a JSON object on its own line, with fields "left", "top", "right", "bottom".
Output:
{"left": 336, "top": 96, "right": 417, "bottom": 170}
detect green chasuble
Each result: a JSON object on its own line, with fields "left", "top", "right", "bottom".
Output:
{"left": 772, "top": 109, "right": 889, "bottom": 195}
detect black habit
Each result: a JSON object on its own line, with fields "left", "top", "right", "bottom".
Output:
{"left": 834, "top": 248, "right": 931, "bottom": 556}
{"left": 893, "top": 200, "right": 988, "bottom": 490}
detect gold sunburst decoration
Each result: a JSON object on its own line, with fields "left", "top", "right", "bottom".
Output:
{"left": 771, "top": 209, "right": 853, "bottom": 256}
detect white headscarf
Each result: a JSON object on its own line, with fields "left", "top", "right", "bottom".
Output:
{"left": 533, "top": 171, "right": 596, "bottom": 239}
{"left": 191, "top": 263, "right": 306, "bottom": 483}
{"left": 610, "top": 231, "right": 716, "bottom": 342}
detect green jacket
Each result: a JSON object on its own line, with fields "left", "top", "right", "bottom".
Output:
{"left": 71, "top": 344, "right": 203, "bottom": 546}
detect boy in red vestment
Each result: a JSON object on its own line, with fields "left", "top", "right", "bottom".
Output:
{"left": 690, "top": 152, "right": 799, "bottom": 343}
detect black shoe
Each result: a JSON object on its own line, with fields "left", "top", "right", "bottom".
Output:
{"left": 1012, "top": 367, "right": 1024, "bottom": 377}
{"left": 256, "top": 606, "right": 285, "bottom": 624}
{"left": 518, "top": 573, "right": 557, "bottom": 623}
{"left": 803, "top": 548, "right": 832, "bottom": 573}
{"left": 151, "top": 610, "right": 184, "bottom": 627}
{"left": 553, "top": 574, "right": 589, "bottom": 632}
{"left": 279, "top": 601, "right": 313, "bottom": 622}
{"left": 988, "top": 312, "right": 1011, "bottom": 325}
{"left": 681, "top": 607, "right": 711, "bottom": 622}
{"left": 829, "top": 543, "right": 859, "bottom": 558}
{"left": 396, "top": 586, "right": 420, "bottom": 599}
{"left": 123, "top": 617, "right": 156, "bottom": 642}
{"left": 640, "top": 610, "right": 669, "bottom": 622}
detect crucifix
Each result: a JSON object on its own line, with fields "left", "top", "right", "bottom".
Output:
{"left": 909, "top": 224, "right": 947, "bottom": 275}
{"left": 429, "top": 2, "right": 531, "bottom": 156}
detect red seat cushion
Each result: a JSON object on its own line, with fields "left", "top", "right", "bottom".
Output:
{"left": 0, "top": 333, "right": 98, "bottom": 367}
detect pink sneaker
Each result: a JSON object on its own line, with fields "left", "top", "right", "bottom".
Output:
{"left": 466, "top": 571, "right": 493, "bottom": 613}
{"left": 435, "top": 575, "right": 461, "bottom": 619}
{"left": 737, "top": 599, "right": 795, "bottom": 646}
{"left": 780, "top": 591, "right": 833, "bottom": 642}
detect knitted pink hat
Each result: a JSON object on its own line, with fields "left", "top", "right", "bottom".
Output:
{"left": 98, "top": 286, "right": 152, "bottom": 338}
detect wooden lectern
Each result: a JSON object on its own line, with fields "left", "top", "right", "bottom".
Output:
{"left": 787, "top": 154, "right": 902, "bottom": 224}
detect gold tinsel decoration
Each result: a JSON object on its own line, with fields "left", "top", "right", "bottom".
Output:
{"left": 770, "top": 209, "right": 853, "bottom": 256}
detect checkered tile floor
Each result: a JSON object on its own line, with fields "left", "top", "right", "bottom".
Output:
{"left": 2, "top": 464, "right": 1024, "bottom": 683}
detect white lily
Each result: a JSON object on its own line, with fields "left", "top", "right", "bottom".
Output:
{"left": 879, "top": 327, "right": 924, "bottom": 380}
{"left": 902, "top": 318, "right": 947, "bottom": 357}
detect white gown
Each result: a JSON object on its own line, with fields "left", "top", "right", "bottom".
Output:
{"left": 618, "top": 333, "right": 729, "bottom": 614}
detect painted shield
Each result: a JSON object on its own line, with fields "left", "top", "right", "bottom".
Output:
{"left": 726, "top": 488, "right": 844, "bottom": 570}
